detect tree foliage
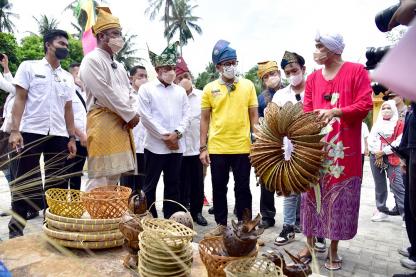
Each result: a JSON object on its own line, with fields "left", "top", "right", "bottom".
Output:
{"left": 195, "top": 62, "right": 219, "bottom": 90}
{"left": 33, "top": 14, "right": 59, "bottom": 37}
{"left": 0, "top": 0, "right": 19, "bottom": 33}
{"left": 243, "top": 65, "right": 263, "bottom": 95}
{"left": 0, "top": 32, "right": 19, "bottom": 73}
{"left": 115, "top": 33, "right": 141, "bottom": 72}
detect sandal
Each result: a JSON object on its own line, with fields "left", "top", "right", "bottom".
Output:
{"left": 324, "top": 256, "right": 343, "bottom": 271}
{"left": 296, "top": 249, "right": 312, "bottom": 264}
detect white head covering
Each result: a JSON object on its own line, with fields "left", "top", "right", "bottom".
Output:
{"left": 315, "top": 31, "right": 345, "bottom": 55}
{"left": 367, "top": 100, "right": 399, "bottom": 152}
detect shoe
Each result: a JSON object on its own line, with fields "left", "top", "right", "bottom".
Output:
{"left": 293, "top": 225, "right": 302, "bottom": 233}
{"left": 0, "top": 211, "right": 9, "bottom": 217}
{"left": 203, "top": 196, "right": 210, "bottom": 206}
{"left": 398, "top": 247, "right": 410, "bottom": 257}
{"left": 400, "top": 257, "right": 416, "bottom": 270}
{"left": 371, "top": 211, "right": 388, "bottom": 222}
{"left": 387, "top": 206, "right": 400, "bottom": 216}
{"left": 314, "top": 237, "right": 326, "bottom": 253}
{"left": 25, "top": 210, "right": 39, "bottom": 220}
{"left": 259, "top": 218, "right": 275, "bottom": 229}
{"left": 274, "top": 224, "right": 295, "bottom": 246}
{"left": 204, "top": 224, "right": 226, "bottom": 239}
{"left": 193, "top": 213, "right": 208, "bottom": 226}
{"left": 208, "top": 207, "right": 214, "bottom": 215}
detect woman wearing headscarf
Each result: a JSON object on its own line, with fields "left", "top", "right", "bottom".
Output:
{"left": 368, "top": 100, "right": 405, "bottom": 222}
{"left": 298, "top": 31, "right": 373, "bottom": 271}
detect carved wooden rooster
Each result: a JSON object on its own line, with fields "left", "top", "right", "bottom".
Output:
{"left": 262, "top": 249, "right": 312, "bottom": 277}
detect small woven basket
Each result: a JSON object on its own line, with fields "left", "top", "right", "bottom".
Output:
{"left": 45, "top": 188, "right": 85, "bottom": 218}
{"left": 224, "top": 257, "right": 282, "bottom": 277}
{"left": 81, "top": 185, "right": 131, "bottom": 219}
{"left": 199, "top": 236, "right": 258, "bottom": 277}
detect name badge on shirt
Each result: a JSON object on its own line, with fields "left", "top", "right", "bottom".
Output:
{"left": 34, "top": 74, "right": 46, "bottom": 78}
{"left": 211, "top": 88, "right": 221, "bottom": 97}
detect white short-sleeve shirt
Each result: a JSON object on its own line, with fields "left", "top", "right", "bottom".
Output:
{"left": 13, "top": 58, "right": 74, "bottom": 137}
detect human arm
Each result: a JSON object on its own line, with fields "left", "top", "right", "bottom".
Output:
{"left": 64, "top": 101, "right": 77, "bottom": 159}
{"left": 75, "top": 128, "right": 87, "bottom": 147}
{"left": 8, "top": 85, "right": 27, "bottom": 149}
{"left": 0, "top": 54, "right": 15, "bottom": 94}
{"left": 199, "top": 108, "right": 211, "bottom": 166}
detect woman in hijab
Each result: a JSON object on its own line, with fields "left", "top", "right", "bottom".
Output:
{"left": 368, "top": 100, "right": 405, "bottom": 222}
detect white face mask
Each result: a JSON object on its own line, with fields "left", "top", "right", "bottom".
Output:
{"left": 265, "top": 75, "right": 280, "bottom": 89}
{"left": 381, "top": 108, "right": 393, "bottom": 119}
{"left": 108, "top": 37, "right": 125, "bottom": 54}
{"left": 313, "top": 50, "right": 328, "bottom": 65}
{"left": 222, "top": 65, "right": 237, "bottom": 79}
{"left": 134, "top": 78, "right": 147, "bottom": 89}
{"left": 289, "top": 72, "right": 304, "bottom": 86}
{"left": 162, "top": 70, "right": 176, "bottom": 84}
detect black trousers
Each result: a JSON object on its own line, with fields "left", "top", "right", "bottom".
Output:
{"left": 179, "top": 155, "right": 204, "bottom": 217}
{"left": 64, "top": 141, "right": 87, "bottom": 191}
{"left": 9, "top": 133, "right": 69, "bottom": 233}
{"left": 120, "top": 153, "right": 145, "bottom": 195}
{"left": 405, "top": 150, "right": 416, "bottom": 261}
{"left": 210, "top": 154, "right": 252, "bottom": 225}
{"left": 143, "top": 149, "right": 182, "bottom": 218}
{"left": 260, "top": 186, "right": 276, "bottom": 222}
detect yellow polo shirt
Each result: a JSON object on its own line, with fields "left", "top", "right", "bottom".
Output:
{"left": 201, "top": 78, "right": 258, "bottom": 154}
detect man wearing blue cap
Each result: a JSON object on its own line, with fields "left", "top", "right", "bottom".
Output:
{"left": 200, "top": 40, "right": 259, "bottom": 238}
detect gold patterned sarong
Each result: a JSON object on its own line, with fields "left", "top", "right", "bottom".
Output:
{"left": 87, "top": 108, "right": 136, "bottom": 178}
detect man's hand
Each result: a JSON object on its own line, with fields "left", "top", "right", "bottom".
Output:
{"left": 9, "top": 130, "right": 23, "bottom": 151}
{"left": 315, "top": 108, "right": 341, "bottom": 124}
{"left": 199, "top": 149, "right": 210, "bottom": 166}
{"left": 67, "top": 139, "right": 77, "bottom": 159}
{"left": 400, "top": 159, "right": 407, "bottom": 174}
{"left": 79, "top": 132, "right": 87, "bottom": 147}
{"left": 375, "top": 156, "right": 385, "bottom": 168}
{"left": 0, "top": 54, "right": 10, "bottom": 72}
{"left": 375, "top": 151, "right": 384, "bottom": 159}
{"left": 162, "top": 133, "right": 179, "bottom": 150}
{"left": 124, "top": 114, "right": 140, "bottom": 130}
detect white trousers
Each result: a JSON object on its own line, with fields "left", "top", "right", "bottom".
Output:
{"left": 84, "top": 174, "right": 121, "bottom": 192}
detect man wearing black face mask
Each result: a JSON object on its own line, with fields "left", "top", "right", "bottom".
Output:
{"left": 79, "top": 7, "right": 139, "bottom": 191}
{"left": 8, "top": 29, "right": 77, "bottom": 238}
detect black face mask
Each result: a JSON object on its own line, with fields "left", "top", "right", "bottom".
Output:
{"left": 55, "top": 47, "right": 69, "bottom": 60}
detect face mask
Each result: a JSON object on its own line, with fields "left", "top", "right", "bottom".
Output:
{"left": 265, "top": 75, "right": 280, "bottom": 89}
{"left": 381, "top": 108, "right": 393, "bottom": 119}
{"left": 134, "top": 78, "right": 147, "bottom": 89}
{"left": 55, "top": 47, "right": 69, "bottom": 60}
{"left": 108, "top": 37, "right": 125, "bottom": 54}
{"left": 222, "top": 65, "right": 237, "bottom": 79}
{"left": 289, "top": 72, "right": 304, "bottom": 86}
{"left": 313, "top": 50, "right": 328, "bottom": 65}
{"left": 162, "top": 70, "right": 176, "bottom": 84}
{"left": 179, "top": 78, "right": 193, "bottom": 92}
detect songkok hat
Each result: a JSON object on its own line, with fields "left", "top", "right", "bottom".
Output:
{"left": 315, "top": 31, "right": 345, "bottom": 55}
{"left": 175, "top": 56, "right": 190, "bottom": 75}
{"left": 149, "top": 42, "right": 179, "bottom": 68}
{"left": 257, "top": 61, "right": 279, "bottom": 79}
{"left": 212, "top": 40, "right": 237, "bottom": 65}
{"left": 280, "top": 51, "right": 305, "bottom": 70}
{"left": 92, "top": 7, "right": 121, "bottom": 36}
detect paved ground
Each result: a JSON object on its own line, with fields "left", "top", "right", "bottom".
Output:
{"left": 0, "top": 158, "right": 414, "bottom": 276}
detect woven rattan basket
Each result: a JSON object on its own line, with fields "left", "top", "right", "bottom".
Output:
{"left": 45, "top": 188, "right": 85, "bottom": 218}
{"left": 81, "top": 185, "right": 131, "bottom": 219}
{"left": 45, "top": 208, "right": 121, "bottom": 224}
{"left": 199, "top": 236, "right": 258, "bottom": 277}
{"left": 42, "top": 223, "right": 123, "bottom": 242}
{"left": 46, "top": 218, "right": 119, "bottom": 232}
{"left": 224, "top": 257, "right": 282, "bottom": 277}
{"left": 44, "top": 235, "right": 124, "bottom": 249}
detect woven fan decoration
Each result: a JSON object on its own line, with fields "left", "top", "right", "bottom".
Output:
{"left": 250, "top": 101, "right": 326, "bottom": 196}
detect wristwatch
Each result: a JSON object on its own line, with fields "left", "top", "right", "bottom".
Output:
{"left": 174, "top": 130, "right": 183, "bottom": 139}
{"left": 69, "top": 135, "right": 76, "bottom": 141}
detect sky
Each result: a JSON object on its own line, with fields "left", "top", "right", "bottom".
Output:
{"left": 10, "top": 0, "right": 404, "bottom": 75}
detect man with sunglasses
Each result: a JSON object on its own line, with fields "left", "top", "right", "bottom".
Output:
{"left": 200, "top": 40, "right": 259, "bottom": 238}
{"left": 79, "top": 7, "right": 139, "bottom": 191}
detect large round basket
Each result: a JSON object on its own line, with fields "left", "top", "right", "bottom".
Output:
{"left": 42, "top": 223, "right": 123, "bottom": 242}
{"left": 44, "top": 208, "right": 121, "bottom": 224}
{"left": 199, "top": 236, "right": 258, "bottom": 277}
{"left": 81, "top": 185, "right": 131, "bottom": 219}
{"left": 224, "top": 257, "right": 282, "bottom": 277}
{"left": 45, "top": 188, "right": 85, "bottom": 218}
{"left": 44, "top": 234, "right": 124, "bottom": 249}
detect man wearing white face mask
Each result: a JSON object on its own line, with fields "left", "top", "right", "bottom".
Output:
{"left": 138, "top": 42, "right": 190, "bottom": 219}
{"left": 79, "top": 7, "right": 140, "bottom": 191}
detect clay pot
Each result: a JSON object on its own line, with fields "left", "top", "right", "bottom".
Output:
{"left": 128, "top": 190, "right": 147, "bottom": 215}
{"left": 223, "top": 226, "right": 257, "bottom": 257}
{"left": 169, "top": 211, "right": 193, "bottom": 229}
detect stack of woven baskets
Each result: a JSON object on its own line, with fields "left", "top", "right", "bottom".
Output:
{"left": 43, "top": 186, "right": 131, "bottom": 249}
{"left": 138, "top": 218, "right": 196, "bottom": 277}
{"left": 224, "top": 257, "right": 283, "bottom": 277}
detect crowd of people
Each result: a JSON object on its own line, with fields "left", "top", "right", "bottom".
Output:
{"left": 0, "top": 5, "right": 415, "bottom": 275}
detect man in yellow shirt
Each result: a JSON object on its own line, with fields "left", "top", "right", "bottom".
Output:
{"left": 200, "top": 40, "right": 259, "bottom": 238}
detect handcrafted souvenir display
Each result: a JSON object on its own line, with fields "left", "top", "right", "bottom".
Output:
{"left": 128, "top": 191, "right": 147, "bottom": 215}
{"left": 169, "top": 211, "right": 194, "bottom": 229}
{"left": 262, "top": 249, "right": 312, "bottom": 277}
{"left": 224, "top": 257, "right": 283, "bottom": 277}
{"left": 45, "top": 188, "right": 85, "bottom": 218}
{"left": 250, "top": 101, "right": 326, "bottom": 196}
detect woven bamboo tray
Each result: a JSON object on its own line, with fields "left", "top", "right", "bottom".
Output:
{"left": 199, "top": 236, "right": 258, "bottom": 277}
{"left": 46, "top": 218, "right": 119, "bottom": 232}
{"left": 42, "top": 224, "right": 123, "bottom": 242}
{"left": 45, "top": 208, "right": 121, "bottom": 224}
{"left": 45, "top": 235, "right": 124, "bottom": 249}
{"left": 45, "top": 188, "right": 85, "bottom": 218}
{"left": 224, "top": 257, "right": 282, "bottom": 277}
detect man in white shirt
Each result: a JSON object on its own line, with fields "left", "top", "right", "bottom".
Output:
{"left": 175, "top": 61, "right": 207, "bottom": 226}
{"left": 120, "top": 65, "right": 148, "bottom": 194}
{"left": 65, "top": 63, "right": 87, "bottom": 190}
{"left": 138, "top": 43, "right": 190, "bottom": 218}
{"left": 8, "top": 29, "right": 77, "bottom": 238}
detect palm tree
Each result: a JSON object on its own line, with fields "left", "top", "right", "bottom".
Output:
{"left": 64, "top": 0, "right": 106, "bottom": 31}
{"left": 115, "top": 33, "right": 142, "bottom": 72}
{"left": 0, "top": 0, "right": 19, "bottom": 33}
{"left": 145, "top": 0, "right": 175, "bottom": 43}
{"left": 33, "top": 15, "right": 59, "bottom": 37}
{"left": 164, "top": 0, "right": 202, "bottom": 55}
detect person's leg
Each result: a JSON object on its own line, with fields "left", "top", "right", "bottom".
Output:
{"left": 405, "top": 153, "right": 416, "bottom": 261}
{"left": 275, "top": 194, "right": 298, "bottom": 245}
{"left": 210, "top": 154, "right": 230, "bottom": 226}
{"left": 43, "top": 136, "right": 71, "bottom": 192}
{"left": 65, "top": 141, "right": 87, "bottom": 191}
{"left": 259, "top": 186, "right": 276, "bottom": 227}
{"left": 325, "top": 240, "right": 342, "bottom": 270}
{"left": 189, "top": 155, "right": 205, "bottom": 223}
{"left": 143, "top": 149, "right": 164, "bottom": 218}
{"left": 162, "top": 153, "right": 182, "bottom": 218}
{"left": 136, "top": 153, "right": 145, "bottom": 191}
{"left": 369, "top": 154, "right": 389, "bottom": 214}
{"left": 295, "top": 194, "right": 301, "bottom": 229}
{"left": 387, "top": 163, "right": 406, "bottom": 217}
{"left": 179, "top": 156, "right": 191, "bottom": 209}
{"left": 230, "top": 154, "right": 252, "bottom": 221}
